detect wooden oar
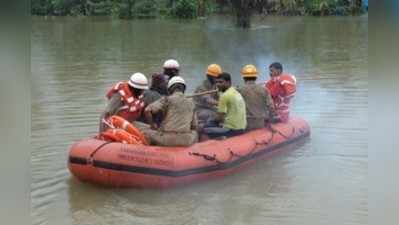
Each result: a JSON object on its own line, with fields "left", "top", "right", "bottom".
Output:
{"left": 186, "top": 89, "right": 218, "bottom": 98}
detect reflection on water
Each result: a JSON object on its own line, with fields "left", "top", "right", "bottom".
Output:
{"left": 31, "top": 15, "right": 367, "bottom": 225}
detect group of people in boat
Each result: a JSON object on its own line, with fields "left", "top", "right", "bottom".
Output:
{"left": 99, "top": 59, "right": 297, "bottom": 147}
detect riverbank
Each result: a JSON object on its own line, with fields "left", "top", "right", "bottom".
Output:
{"left": 32, "top": 0, "right": 368, "bottom": 19}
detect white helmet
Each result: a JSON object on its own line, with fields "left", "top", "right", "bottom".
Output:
{"left": 128, "top": 72, "right": 149, "bottom": 90}
{"left": 167, "top": 76, "right": 185, "bottom": 89}
{"left": 163, "top": 59, "right": 180, "bottom": 69}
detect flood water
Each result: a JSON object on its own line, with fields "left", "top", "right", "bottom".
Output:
{"left": 31, "top": 15, "right": 368, "bottom": 225}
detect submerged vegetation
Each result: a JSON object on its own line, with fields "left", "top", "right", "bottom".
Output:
{"left": 31, "top": 0, "right": 367, "bottom": 27}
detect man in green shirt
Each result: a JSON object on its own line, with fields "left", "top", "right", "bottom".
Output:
{"left": 203, "top": 72, "right": 247, "bottom": 139}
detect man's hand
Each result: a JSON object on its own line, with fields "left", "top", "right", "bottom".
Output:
{"left": 207, "top": 98, "right": 218, "bottom": 106}
{"left": 270, "top": 116, "right": 281, "bottom": 123}
{"left": 150, "top": 123, "right": 159, "bottom": 130}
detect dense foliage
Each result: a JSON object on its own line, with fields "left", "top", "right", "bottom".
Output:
{"left": 170, "top": 0, "right": 197, "bottom": 19}
{"left": 31, "top": 0, "right": 367, "bottom": 28}
{"left": 32, "top": 0, "right": 367, "bottom": 17}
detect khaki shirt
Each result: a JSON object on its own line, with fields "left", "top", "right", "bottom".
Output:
{"left": 193, "top": 79, "right": 218, "bottom": 111}
{"left": 146, "top": 91, "right": 197, "bottom": 133}
{"left": 237, "top": 82, "right": 275, "bottom": 130}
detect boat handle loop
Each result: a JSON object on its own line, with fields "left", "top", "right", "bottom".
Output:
{"left": 266, "top": 124, "right": 296, "bottom": 140}
{"left": 189, "top": 147, "right": 255, "bottom": 164}
{"left": 189, "top": 152, "right": 236, "bottom": 164}
{"left": 87, "top": 141, "right": 113, "bottom": 164}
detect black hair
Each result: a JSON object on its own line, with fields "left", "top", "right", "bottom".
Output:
{"left": 150, "top": 73, "right": 168, "bottom": 95}
{"left": 131, "top": 87, "right": 144, "bottom": 96}
{"left": 164, "top": 68, "right": 179, "bottom": 77}
{"left": 218, "top": 72, "right": 231, "bottom": 82}
{"left": 269, "top": 62, "right": 283, "bottom": 71}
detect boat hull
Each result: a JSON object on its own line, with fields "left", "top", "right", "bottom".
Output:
{"left": 68, "top": 116, "right": 310, "bottom": 188}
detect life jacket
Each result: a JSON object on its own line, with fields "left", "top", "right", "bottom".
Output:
{"left": 107, "top": 115, "right": 148, "bottom": 145}
{"left": 265, "top": 73, "right": 297, "bottom": 123}
{"left": 106, "top": 81, "right": 145, "bottom": 122}
{"left": 100, "top": 128, "right": 143, "bottom": 145}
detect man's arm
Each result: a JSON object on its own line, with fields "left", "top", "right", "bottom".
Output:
{"left": 215, "top": 112, "right": 226, "bottom": 123}
{"left": 191, "top": 112, "right": 198, "bottom": 130}
{"left": 194, "top": 86, "right": 218, "bottom": 108}
{"left": 99, "top": 94, "right": 123, "bottom": 132}
{"left": 144, "top": 97, "right": 166, "bottom": 130}
{"left": 264, "top": 91, "right": 280, "bottom": 123}
{"left": 215, "top": 93, "right": 227, "bottom": 124}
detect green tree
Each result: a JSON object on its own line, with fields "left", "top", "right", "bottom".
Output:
{"left": 197, "top": 0, "right": 206, "bottom": 17}
{"left": 170, "top": 0, "right": 197, "bottom": 19}
{"left": 133, "top": 0, "right": 158, "bottom": 18}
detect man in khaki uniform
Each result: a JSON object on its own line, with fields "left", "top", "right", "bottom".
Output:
{"left": 139, "top": 76, "right": 198, "bottom": 146}
{"left": 193, "top": 64, "right": 222, "bottom": 127}
{"left": 237, "top": 65, "right": 278, "bottom": 131}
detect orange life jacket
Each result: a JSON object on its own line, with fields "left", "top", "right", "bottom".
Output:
{"left": 100, "top": 128, "right": 142, "bottom": 145}
{"left": 265, "top": 73, "right": 297, "bottom": 123}
{"left": 107, "top": 115, "right": 148, "bottom": 145}
{"left": 106, "top": 81, "right": 145, "bottom": 122}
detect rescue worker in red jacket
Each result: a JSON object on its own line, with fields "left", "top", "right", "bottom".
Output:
{"left": 265, "top": 62, "right": 297, "bottom": 123}
{"left": 99, "top": 73, "right": 149, "bottom": 132}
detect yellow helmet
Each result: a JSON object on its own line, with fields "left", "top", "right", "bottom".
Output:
{"left": 241, "top": 64, "right": 258, "bottom": 78}
{"left": 206, "top": 64, "right": 222, "bottom": 77}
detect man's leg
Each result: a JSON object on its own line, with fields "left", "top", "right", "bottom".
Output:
{"left": 203, "top": 126, "right": 231, "bottom": 139}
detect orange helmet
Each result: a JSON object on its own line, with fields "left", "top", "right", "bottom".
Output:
{"left": 206, "top": 64, "right": 222, "bottom": 77}
{"left": 241, "top": 64, "right": 258, "bottom": 78}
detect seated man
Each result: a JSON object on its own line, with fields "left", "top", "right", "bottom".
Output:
{"left": 139, "top": 73, "right": 168, "bottom": 125}
{"left": 203, "top": 72, "right": 247, "bottom": 139}
{"left": 193, "top": 64, "right": 222, "bottom": 127}
{"left": 139, "top": 76, "right": 198, "bottom": 147}
{"left": 99, "top": 72, "right": 148, "bottom": 132}
{"left": 237, "top": 64, "right": 279, "bottom": 131}
{"left": 265, "top": 62, "right": 297, "bottom": 123}
{"left": 162, "top": 59, "right": 180, "bottom": 81}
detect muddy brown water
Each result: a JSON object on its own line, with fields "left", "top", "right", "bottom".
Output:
{"left": 31, "top": 15, "right": 367, "bottom": 225}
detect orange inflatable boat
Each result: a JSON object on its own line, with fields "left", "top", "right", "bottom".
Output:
{"left": 68, "top": 116, "right": 310, "bottom": 188}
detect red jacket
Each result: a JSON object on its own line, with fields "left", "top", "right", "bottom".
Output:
{"left": 265, "top": 73, "right": 296, "bottom": 122}
{"left": 106, "top": 81, "right": 145, "bottom": 121}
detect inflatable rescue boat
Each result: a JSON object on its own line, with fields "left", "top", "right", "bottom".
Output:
{"left": 68, "top": 116, "right": 310, "bottom": 188}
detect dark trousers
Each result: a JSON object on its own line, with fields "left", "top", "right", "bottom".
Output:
{"left": 202, "top": 119, "right": 244, "bottom": 139}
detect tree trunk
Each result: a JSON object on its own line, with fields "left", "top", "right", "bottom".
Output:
{"left": 168, "top": 0, "right": 175, "bottom": 8}
{"left": 216, "top": 0, "right": 229, "bottom": 12}
{"left": 356, "top": 0, "right": 362, "bottom": 8}
{"left": 236, "top": 9, "right": 251, "bottom": 28}
{"left": 127, "top": 0, "right": 133, "bottom": 18}
{"left": 80, "top": 0, "right": 88, "bottom": 15}
{"left": 198, "top": 0, "right": 206, "bottom": 17}
{"left": 231, "top": 0, "right": 252, "bottom": 28}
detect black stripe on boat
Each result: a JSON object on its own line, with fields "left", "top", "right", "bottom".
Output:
{"left": 70, "top": 131, "right": 309, "bottom": 177}
{"left": 69, "top": 157, "right": 87, "bottom": 165}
